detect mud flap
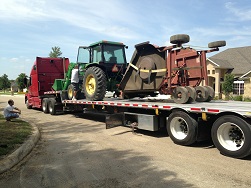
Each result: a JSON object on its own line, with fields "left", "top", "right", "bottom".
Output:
{"left": 106, "top": 113, "right": 124, "bottom": 129}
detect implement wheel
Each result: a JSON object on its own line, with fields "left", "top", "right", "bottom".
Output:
{"left": 208, "top": 41, "right": 226, "bottom": 48}
{"left": 204, "top": 86, "right": 215, "bottom": 102}
{"left": 195, "top": 86, "right": 209, "bottom": 102}
{"left": 186, "top": 86, "right": 196, "bottom": 103}
{"left": 167, "top": 111, "right": 198, "bottom": 145}
{"left": 172, "top": 86, "right": 189, "bottom": 104}
{"left": 83, "top": 66, "right": 107, "bottom": 101}
{"left": 170, "top": 34, "right": 190, "bottom": 45}
{"left": 211, "top": 115, "right": 251, "bottom": 158}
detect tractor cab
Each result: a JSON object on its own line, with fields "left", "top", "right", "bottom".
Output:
{"left": 76, "top": 40, "right": 128, "bottom": 100}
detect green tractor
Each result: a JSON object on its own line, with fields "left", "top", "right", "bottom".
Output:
{"left": 67, "top": 40, "right": 128, "bottom": 100}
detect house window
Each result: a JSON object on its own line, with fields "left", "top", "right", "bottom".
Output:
{"left": 233, "top": 81, "right": 244, "bottom": 95}
{"left": 212, "top": 70, "right": 215, "bottom": 74}
{"left": 208, "top": 70, "right": 210, "bottom": 74}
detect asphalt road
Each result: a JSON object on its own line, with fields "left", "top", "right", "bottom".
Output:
{"left": 0, "top": 95, "right": 251, "bottom": 188}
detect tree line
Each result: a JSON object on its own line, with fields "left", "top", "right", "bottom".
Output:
{"left": 0, "top": 47, "right": 62, "bottom": 92}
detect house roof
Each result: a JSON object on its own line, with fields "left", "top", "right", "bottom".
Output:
{"left": 207, "top": 46, "right": 251, "bottom": 76}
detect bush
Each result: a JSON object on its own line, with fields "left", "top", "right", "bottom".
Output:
{"left": 244, "top": 97, "right": 251, "bottom": 102}
{"left": 232, "top": 95, "right": 243, "bottom": 101}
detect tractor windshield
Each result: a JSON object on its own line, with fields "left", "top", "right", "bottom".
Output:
{"left": 102, "top": 44, "right": 126, "bottom": 64}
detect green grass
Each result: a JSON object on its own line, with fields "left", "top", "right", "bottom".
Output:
{"left": 0, "top": 114, "right": 32, "bottom": 157}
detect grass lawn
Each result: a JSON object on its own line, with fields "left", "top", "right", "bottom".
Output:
{"left": 0, "top": 114, "right": 32, "bottom": 158}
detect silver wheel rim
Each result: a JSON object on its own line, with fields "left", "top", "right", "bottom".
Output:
{"left": 170, "top": 117, "right": 188, "bottom": 140}
{"left": 217, "top": 122, "right": 245, "bottom": 151}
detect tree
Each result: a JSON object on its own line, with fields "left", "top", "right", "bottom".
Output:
{"left": 0, "top": 74, "right": 11, "bottom": 93}
{"left": 16, "top": 73, "right": 27, "bottom": 91}
{"left": 49, "top": 46, "right": 62, "bottom": 58}
{"left": 222, "top": 73, "right": 234, "bottom": 100}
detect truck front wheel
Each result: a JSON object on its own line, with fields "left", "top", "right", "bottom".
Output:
{"left": 211, "top": 115, "right": 251, "bottom": 158}
{"left": 166, "top": 111, "right": 198, "bottom": 145}
{"left": 83, "top": 67, "right": 107, "bottom": 101}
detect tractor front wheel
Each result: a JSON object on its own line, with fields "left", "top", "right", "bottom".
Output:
{"left": 83, "top": 67, "right": 107, "bottom": 101}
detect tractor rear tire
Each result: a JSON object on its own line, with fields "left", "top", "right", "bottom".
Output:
{"left": 208, "top": 41, "right": 226, "bottom": 48}
{"left": 83, "top": 66, "right": 107, "bottom": 101}
{"left": 170, "top": 34, "right": 190, "bottom": 45}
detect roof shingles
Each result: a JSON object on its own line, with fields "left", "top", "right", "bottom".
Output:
{"left": 208, "top": 46, "right": 251, "bottom": 75}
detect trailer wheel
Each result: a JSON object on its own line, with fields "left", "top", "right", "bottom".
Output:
{"left": 172, "top": 86, "right": 189, "bottom": 104}
{"left": 204, "top": 86, "right": 215, "bottom": 102}
{"left": 167, "top": 111, "right": 198, "bottom": 145}
{"left": 67, "top": 84, "right": 74, "bottom": 100}
{"left": 48, "top": 98, "right": 56, "bottom": 115}
{"left": 195, "top": 86, "right": 209, "bottom": 102}
{"left": 211, "top": 115, "right": 251, "bottom": 158}
{"left": 170, "top": 34, "right": 190, "bottom": 45}
{"left": 83, "top": 66, "right": 107, "bottom": 101}
{"left": 186, "top": 86, "right": 196, "bottom": 103}
{"left": 208, "top": 40, "right": 226, "bottom": 48}
{"left": 26, "top": 100, "right": 32, "bottom": 109}
{"left": 42, "top": 98, "right": 49, "bottom": 114}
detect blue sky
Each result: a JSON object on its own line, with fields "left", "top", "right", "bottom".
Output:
{"left": 1, "top": 0, "right": 251, "bottom": 80}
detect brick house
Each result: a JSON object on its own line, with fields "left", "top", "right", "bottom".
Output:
{"left": 206, "top": 46, "right": 251, "bottom": 98}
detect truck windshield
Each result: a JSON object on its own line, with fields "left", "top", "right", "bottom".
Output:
{"left": 103, "top": 44, "right": 126, "bottom": 64}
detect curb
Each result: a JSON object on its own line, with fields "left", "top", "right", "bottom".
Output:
{"left": 0, "top": 122, "right": 40, "bottom": 174}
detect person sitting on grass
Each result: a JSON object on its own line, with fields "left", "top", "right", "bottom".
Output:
{"left": 3, "top": 99, "right": 21, "bottom": 121}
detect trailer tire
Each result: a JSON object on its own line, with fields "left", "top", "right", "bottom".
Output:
{"left": 211, "top": 115, "right": 251, "bottom": 158}
{"left": 208, "top": 41, "right": 226, "bottom": 48}
{"left": 167, "top": 111, "right": 198, "bottom": 145}
{"left": 67, "top": 84, "right": 74, "bottom": 100}
{"left": 83, "top": 66, "right": 107, "bottom": 101}
{"left": 48, "top": 98, "right": 56, "bottom": 115}
{"left": 42, "top": 98, "right": 49, "bottom": 114}
{"left": 170, "top": 34, "right": 190, "bottom": 45}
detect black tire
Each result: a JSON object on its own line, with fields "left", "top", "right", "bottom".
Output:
{"left": 42, "top": 98, "right": 49, "bottom": 114}
{"left": 186, "top": 86, "right": 196, "bottom": 103}
{"left": 26, "top": 100, "right": 32, "bottom": 109}
{"left": 67, "top": 84, "right": 74, "bottom": 100}
{"left": 48, "top": 98, "right": 56, "bottom": 115}
{"left": 83, "top": 66, "right": 107, "bottom": 101}
{"left": 204, "top": 86, "right": 215, "bottom": 102}
{"left": 211, "top": 115, "right": 251, "bottom": 158}
{"left": 208, "top": 40, "right": 226, "bottom": 48}
{"left": 167, "top": 111, "right": 198, "bottom": 145}
{"left": 170, "top": 34, "right": 190, "bottom": 45}
{"left": 195, "top": 86, "right": 209, "bottom": 102}
{"left": 172, "top": 86, "right": 189, "bottom": 104}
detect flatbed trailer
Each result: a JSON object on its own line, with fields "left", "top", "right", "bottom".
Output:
{"left": 44, "top": 94, "right": 250, "bottom": 159}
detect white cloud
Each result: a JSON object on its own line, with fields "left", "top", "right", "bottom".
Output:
{"left": 225, "top": 2, "right": 251, "bottom": 21}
